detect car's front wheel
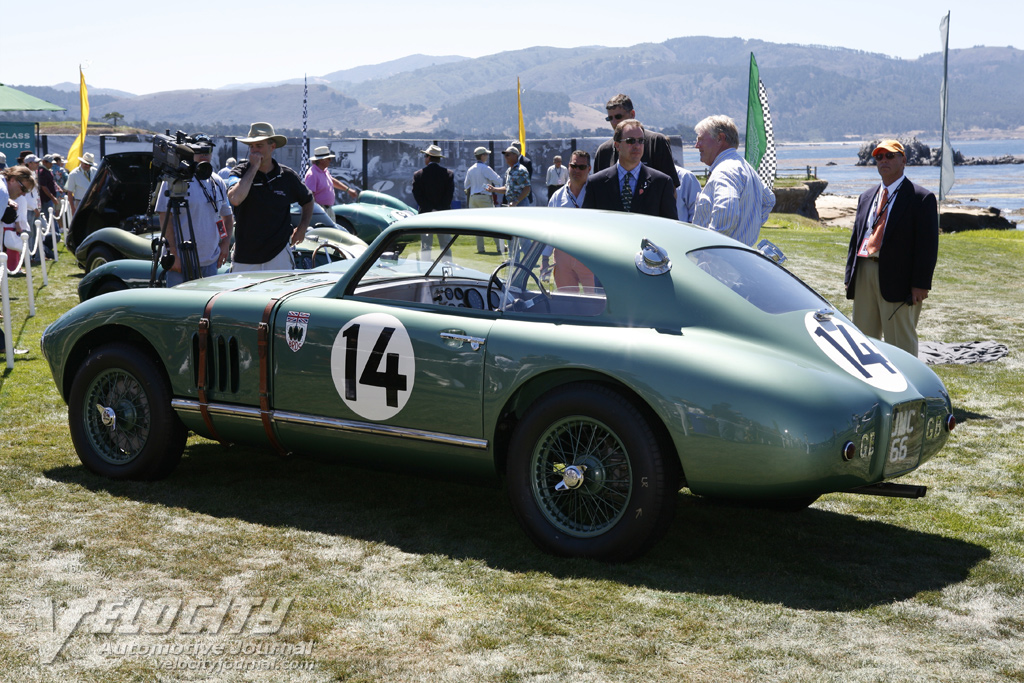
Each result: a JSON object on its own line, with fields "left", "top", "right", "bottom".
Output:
{"left": 86, "top": 245, "right": 119, "bottom": 273}
{"left": 506, "top": 383, "right": 679, "bottom": 561}
{"left": 68, "top": 342, "right": 187, "bottom": 480}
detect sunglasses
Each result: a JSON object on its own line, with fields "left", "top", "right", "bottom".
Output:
{"left": 16, "top": 180, "right": 29, "bottom": 194}
{"left": 619, "top": 137, "right": 645, "bottom": 146}
{"left": 568, "top": 163, "right": 589, "bottom": 170}
{"left": 604, "top": 112, "right": 628, "bottom": 122}
{"left": 873, "top": 152, "right": 902, "bottom": 160}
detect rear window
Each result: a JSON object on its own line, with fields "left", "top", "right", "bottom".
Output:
{"left": 687, "top": 247, "right": 828, "bottom": 314}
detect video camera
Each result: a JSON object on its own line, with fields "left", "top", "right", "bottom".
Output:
{"left": 152, "top": 130, "right": 214, "bottom": 182}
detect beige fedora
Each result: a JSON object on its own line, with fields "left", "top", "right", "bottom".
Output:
{"left": 238, "top": 122, "right": 287, "bottom": 148}
{"left": 79, "top": 152, "right": 96, "bottom": 165}
{"left": 310, "top": 145, "right": 335, "bottom": 161}
{"left": 421, "top": 144, "right": 444, "bottom": 158}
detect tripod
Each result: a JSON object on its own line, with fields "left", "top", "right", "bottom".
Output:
{"left": 158, "top": 177, "right": 202, "bottom": 284}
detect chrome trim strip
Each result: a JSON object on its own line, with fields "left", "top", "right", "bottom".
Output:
{"left": 171, "top": 399, "right": 488, "bottom": 449}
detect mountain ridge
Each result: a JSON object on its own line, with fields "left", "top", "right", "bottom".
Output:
{"left": 7, "top": 37, "right": 1023, "bottom": 141}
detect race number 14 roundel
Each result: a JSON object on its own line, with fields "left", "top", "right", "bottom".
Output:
{"left": 804, "top": 312, "right": 908, "bottom": 393}
{"left": 331, "top": 313, "right": 416, "bottom": 421}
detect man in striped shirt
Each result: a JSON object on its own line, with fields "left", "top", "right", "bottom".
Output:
{"left": 692, "top": 115, "right": 775, "bottom": 246}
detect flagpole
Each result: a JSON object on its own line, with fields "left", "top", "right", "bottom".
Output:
{"left": 517, "top": 77, "right": 525, "bottom": 155}
{"left": 939, "top": 12, "right": 955, "bottom": 205}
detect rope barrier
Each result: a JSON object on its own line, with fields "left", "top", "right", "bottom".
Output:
{"left": 1, "top": 203, "right": 66, "bottom": 370}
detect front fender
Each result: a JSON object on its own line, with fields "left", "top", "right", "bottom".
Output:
{"left": 75, "top": 228, "right": 157, "bottom": 267}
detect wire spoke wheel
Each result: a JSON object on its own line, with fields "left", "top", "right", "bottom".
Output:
{"left": 82, "top": 368, "right": 153, "bottom": 465}
{"left": 507, "top": 382, "right": 679, "bottom": 561}
{"left": 69, "top": 342, "right": 187, "bottom": 480}
{"left": 531, "top": 416, "right": 632, "bottom": 537}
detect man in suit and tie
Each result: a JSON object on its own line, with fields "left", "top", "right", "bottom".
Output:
{"left": 844, "top": 139, "right": 939, "bottom": 356}
{"left": 411, "top": 144, "right": 455, "bottom": 258}
{"left": 582, "top": 119, "right": 677, "bottom": 220}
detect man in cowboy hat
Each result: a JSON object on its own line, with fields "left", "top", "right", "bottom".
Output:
{"left": 304, "top": 145, "right": 359, "bottom": 219}
{"left": 228, "top": 122, "right": 314, "bottom": 271}
{"left": 411, "top": 144, "right": 454, "bottom": 258}
{"left": 64, "top": 152, "right": 97, "bottom": 215}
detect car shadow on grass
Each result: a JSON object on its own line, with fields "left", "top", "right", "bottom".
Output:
{"left": 46, "top": 442, "right": 988, "bottom": 613}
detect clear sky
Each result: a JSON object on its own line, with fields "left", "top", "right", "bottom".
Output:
{"left": 11, "top": 0, "right": 1017, "bottom": 95}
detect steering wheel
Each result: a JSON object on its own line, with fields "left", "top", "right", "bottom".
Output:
{"left": 486, "top": 260, "right": 551, "bottom": 313}
{"left": 312, "top": 242, "right": 347, "bottom": 266}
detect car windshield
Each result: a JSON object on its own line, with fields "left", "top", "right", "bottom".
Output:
{"left": 351, "top": 231, "right": 605, "bottom": 316}
{"left": 687, "top": 246, "right": 828, "bottom": 314}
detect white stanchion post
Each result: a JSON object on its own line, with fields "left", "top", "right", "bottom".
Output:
{"left": 35, "top": 219, "right": 49, "bottom": 286}
{"left": 1, "top": 260, "right": 12, "bottom": 370}
{"left": 21, "top": 233, "right": 35, "bottom": 317}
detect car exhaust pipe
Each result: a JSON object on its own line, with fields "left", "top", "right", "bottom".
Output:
{"left": 849, "top": 482, "right": 928, "bottom": 499}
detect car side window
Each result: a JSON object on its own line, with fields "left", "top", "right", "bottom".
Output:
{"left": 351, "top": 231, "right": 605, "bottom": 317}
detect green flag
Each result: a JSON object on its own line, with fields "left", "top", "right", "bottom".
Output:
{"left": 745, "top": 53, "right": 776, "bottom": 190}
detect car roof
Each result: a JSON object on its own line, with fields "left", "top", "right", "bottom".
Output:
{"left": 372, "top": 208, "right": 766, "bottom": 330}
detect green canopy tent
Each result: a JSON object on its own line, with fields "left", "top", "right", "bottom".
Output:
{"left": 0, "top": 83, "right": 65, "bottom": 111}
{"left": 0, "top": 84, "right": 66, "bottom": 162}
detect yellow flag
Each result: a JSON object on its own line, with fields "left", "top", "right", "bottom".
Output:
{"left": 517, "top": 77, "right": 525, "bottom": 155}
{"left": 65, "top": 67, "right": 90, "bottom": 172}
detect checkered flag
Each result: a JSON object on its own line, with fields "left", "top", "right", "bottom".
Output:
{"left": 745, "top": 53, "right": 777, "bottom": 190}
{"left": 300, "top": 74, "right": 310, "bottom": 178}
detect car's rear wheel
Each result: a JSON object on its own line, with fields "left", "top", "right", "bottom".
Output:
{"left": 506, "top": 383, "right": 678, "bottom": 561}
{"left": 68, "top": 342, "right": 187, "bottom": 480}
{"left": 86, "top": 245, "right": 119, "bottom": 273}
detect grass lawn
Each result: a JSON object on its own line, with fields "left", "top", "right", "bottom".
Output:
{"left": 1, "top": 219, "right": 1022, "bottom": 682}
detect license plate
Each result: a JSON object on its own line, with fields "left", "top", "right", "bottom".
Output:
{"left": 884, "top": 401, "right": 925, "bottom": 477}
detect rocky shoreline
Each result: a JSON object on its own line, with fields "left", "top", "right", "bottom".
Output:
{"left": 855, "top": 137, "right": 1023, "bottom": 167}
{"left": 814, "top": 193, "right": 1019, "bottom": 232}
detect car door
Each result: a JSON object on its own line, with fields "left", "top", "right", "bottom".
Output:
{"left": 270, "top": 244, "right": 501, "bottom": 463}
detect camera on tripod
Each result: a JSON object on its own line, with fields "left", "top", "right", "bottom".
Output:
{"left": 150, "top": 130, "right": 215, "bottom": 284}
{"left": 152, "top": 130, "right": 214, "bottom": 182}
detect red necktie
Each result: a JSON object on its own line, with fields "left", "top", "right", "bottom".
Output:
{"left": 864, "top": 187, "right": 887, "bottom": 255}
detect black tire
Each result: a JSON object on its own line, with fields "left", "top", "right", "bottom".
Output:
{"left": 68, "top": 342, "right": 187, "bottom": 480}
{"left": 86, "top": 245, "right": 120, "bottom": 273}
{"left": 93, "top": 279, "right": 128, "bottom": 297}
{"left": 334, "top": 216, "right": 356, "bottom": 234}
{"left": 506, "top": 383, "right": 678, "bottom": 561}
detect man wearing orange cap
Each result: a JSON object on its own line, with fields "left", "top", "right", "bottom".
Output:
{"left": 844, "top": 139, "right": 938, "bottom": 356}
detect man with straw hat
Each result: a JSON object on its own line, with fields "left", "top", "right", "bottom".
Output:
{"left": 304, "top": 145, "right": 359, "bottom": 219}
{"left": 64, "top": 152, "right": 97, "bottom": 215}
{"left": 411, "top": 143, "right": 454, "bottom": 258}
{"left": 228, "top": 122, "right": 314, "bottom": 271}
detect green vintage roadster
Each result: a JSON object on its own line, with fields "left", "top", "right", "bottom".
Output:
{"left": 41, "top": 208, "right": 955, "bottom": 560}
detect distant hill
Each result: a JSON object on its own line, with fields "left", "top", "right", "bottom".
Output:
{"left": 322, "top": 54, "right": 469, "bottom": 84}
{"left": 7, "top": 38, "right": 1024, "bottom": 141}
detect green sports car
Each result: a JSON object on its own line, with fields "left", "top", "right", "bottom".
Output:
{"left": 40, "top": 208, "right": 955, "bottom": 561}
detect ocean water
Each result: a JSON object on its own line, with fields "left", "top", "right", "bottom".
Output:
{"left": 773, "top": 139, "right": 1024, "bottom": 224}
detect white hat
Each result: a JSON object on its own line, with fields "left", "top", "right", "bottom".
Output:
{"left": 311, "top": 145, "right": 336, "bottom": 161}
{"left": 79, "top": 152, "right": 96, "bottom": 165}
{"left": 420, "top": 144, "right": 444, "bottom": 158}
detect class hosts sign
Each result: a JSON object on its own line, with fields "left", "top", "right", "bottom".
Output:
{"left": 0, "top": 123, "right": 35, "bottom": 162}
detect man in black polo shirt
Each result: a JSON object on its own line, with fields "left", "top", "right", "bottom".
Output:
{"left": 228, "top": 122, "right": 314, "bottom": 271}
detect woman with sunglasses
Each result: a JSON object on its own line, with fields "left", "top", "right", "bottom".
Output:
{"left": 2, "top": 166, "right": 36, "bottom": 272}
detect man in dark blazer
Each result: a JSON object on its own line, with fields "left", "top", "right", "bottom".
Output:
{"left": 593, "top": 94, "right": 680, "bottom": 188}
{"left": 411, "top": 144, "right": 455, "bottom": 258}
{"left": 844, "top": 139, "right": 938, "bottom": 356}
{"left": 582, "top": 119, "right": 678, "bottom": 220}
{"left": 411, "top": 144, "right": 454, "bottom": 213}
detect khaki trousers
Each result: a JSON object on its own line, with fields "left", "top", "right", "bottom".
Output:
{"left": 852, "top": 258, "right": 922, "bottom": 357}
